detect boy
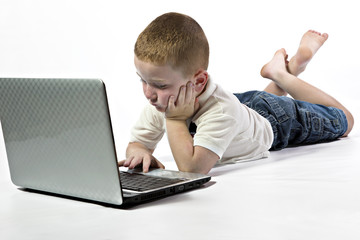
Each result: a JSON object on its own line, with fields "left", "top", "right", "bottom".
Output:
{"left": 118, "top": 12, "right": 354, "bottom": 174}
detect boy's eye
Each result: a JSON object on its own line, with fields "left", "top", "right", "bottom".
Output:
{"left": 156, "top": 84, "right": 167, "bottom": 89}
{"left": 140, "top": 78, "right": 167, "bottom": 89}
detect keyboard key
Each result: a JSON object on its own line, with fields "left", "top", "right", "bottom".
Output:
{"left": 120, "top": 171, "right": 185, "bottom": 192}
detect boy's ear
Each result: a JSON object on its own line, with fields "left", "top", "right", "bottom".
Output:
{"left": 193, "top": 69, "right": 209, "bottom": 93}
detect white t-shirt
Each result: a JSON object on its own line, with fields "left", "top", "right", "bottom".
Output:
{"left": 130, "top": 78, "right": 274, "bottom": 164}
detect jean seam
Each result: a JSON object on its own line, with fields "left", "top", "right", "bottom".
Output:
{"left": 259, "top": 94, "right": 289, "bottom": 123}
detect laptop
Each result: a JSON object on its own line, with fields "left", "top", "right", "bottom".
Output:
{"left": 0, "top": 78, "right": 211, "bottom": 206}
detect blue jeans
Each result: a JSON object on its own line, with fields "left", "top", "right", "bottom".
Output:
{"left": 234, "top": 91, "right": 348, "bottom": 150}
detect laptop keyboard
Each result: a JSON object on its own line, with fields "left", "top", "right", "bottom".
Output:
{"left": 120, "top": 171, "right": 185, "bottom": 192}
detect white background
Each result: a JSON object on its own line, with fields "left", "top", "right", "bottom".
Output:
{"left": 1, "top": 1, "right": 360, "bottom": 239}
{"left": 1, "top": 0, "right": 359, "bottom": 160}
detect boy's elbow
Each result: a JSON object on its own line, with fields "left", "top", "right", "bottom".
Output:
{"left": 178, "top": 166, "right": 210, "bottom": 175}
{"left": 177, "top": 162, "right": 212, "bottom": 175}
{"left": 176, "top": 147, "right": 219, "bottom": 174}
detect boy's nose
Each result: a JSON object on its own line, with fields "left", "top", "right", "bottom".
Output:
{"left": 144, "top": 85, "right": 157, "bottom": 101}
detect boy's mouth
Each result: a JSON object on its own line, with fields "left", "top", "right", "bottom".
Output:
{"left": 150, "top": 102, "right": 161, "bottom": 109}
{"left": 151, "top": 103, "right": 166, "bottom": 112}
{"left": 150, "top": 102, "right": 158, "bottom": 107}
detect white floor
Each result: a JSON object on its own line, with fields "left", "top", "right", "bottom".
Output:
{"left": 1, "top": 0, "right": 360, "bottom": 239}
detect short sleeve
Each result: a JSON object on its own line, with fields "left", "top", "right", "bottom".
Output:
{"left": 193, "top": 109, "right": 240, "bottom": 159}
{"left": 130, "top": 105, "right": 165, "bottom": 150}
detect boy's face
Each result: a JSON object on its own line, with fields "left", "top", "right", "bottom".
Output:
{"left": 134, "top": 56, "right": 194, "bottom": 112}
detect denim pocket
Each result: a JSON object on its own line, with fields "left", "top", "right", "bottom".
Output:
{"left": 305, "top": 111, "right": 324, "bottom": 142}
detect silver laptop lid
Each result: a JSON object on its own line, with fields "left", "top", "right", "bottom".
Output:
{"left": 0, "top": 78, "right": 123, "bottom": 205}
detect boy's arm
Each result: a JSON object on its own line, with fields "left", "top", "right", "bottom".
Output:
{"left": 166, "top": 120, "right": 219, "bottom": 174}
{"left": 165, "top": 82, "right": 219, "bottom": 174}
{"left": 118, "top": 142, "right": 165, "bottom": 173}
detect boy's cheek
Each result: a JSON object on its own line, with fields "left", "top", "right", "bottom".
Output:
{"left": 163, "top": 93, "right": 176, "bottom": 104}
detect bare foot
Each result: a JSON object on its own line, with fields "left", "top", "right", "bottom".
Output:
{"left": 261, "top": 48, "right": 289, "bottom": 96}
{"left": 288, "top": 30, "right": 329, "bottom": 76}
{"left": 261, "top": 48, "right": 288, "bottom": 81}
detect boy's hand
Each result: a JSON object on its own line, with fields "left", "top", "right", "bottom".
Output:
{"left": 165, "top": 81, "right": 200, "bottom": 121}
{"left": 118, "top": 142, "right": 165, "bottom": 173}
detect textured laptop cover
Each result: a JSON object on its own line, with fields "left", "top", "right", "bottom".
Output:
{"left": 0, "top": 78, "right": 123, "bottom": 205}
